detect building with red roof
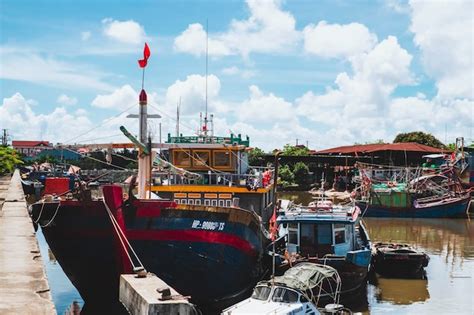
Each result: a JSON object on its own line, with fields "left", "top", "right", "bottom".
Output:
{"left": 12, "top": 140, "right": 52, "bottom": 158}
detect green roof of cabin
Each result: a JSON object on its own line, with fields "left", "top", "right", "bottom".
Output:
{"left": 166, "top": 133, "right": 250, "bottom": 147}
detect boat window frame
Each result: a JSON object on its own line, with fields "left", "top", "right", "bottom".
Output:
{"left": 333, "top": 223, "right": 346, "bottom": 245}
{"left": 192, "top": 150, "right": 211, "bottom": 169}
{"left": 271, "top": 286, "right": 300, "bottom": 304}
{"left": 173, "top": 150, "right": 191, "bottom": 167}
{"left": 213, "top": 150, "right": 232, "bottom": 169}
{"left": 287, "top": 223, "right": 299, "bottom": 249}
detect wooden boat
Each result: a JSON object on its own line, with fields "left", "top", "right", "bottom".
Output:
{"left": 29, "top": 87, "right": 275, "bottom": 312}
{"left": 355, "top": 163, "right": 471, "bottom": 218}
{"left": 371, "top": 242, "right": 429, "bottom": 277}
{"left": 274, "top": 200, "right": 372, "bottom": 300}
{"left": 222, "top": 263, "right": 351, "bottom": 315}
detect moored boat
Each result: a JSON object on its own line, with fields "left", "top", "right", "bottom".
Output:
{"left": 222, "top": 263, "right": 351, "bottom": 315}
{"left": 371, "top": 242, "right": 429, "bottom": 277}
{"left": 355, "top": 163, "right": 471, "bottom": 218}
{"left": 274, "top": 200, "right": 372, "bottom": 301}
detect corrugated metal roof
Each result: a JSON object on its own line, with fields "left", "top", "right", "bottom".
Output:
{"left": 317, "top": 142, "right": 446, "bottom": 154}
{"left": 12, "top": 140, "right": 51, "bottom": 147}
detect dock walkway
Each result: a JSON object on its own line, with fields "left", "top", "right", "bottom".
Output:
{"left": 0, "top": 170, "right": 56, "bottom": 315}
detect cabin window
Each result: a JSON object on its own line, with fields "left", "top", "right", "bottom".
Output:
{"left": 288, "top": 223, "right": 298, "bottom": 245}
{"left": 219, "top": 200, "right": 225, "bottom": 207}
{"left": 188, "top": 199, "right": 194, "bottom": 205}
{"left": 272, "top": 287, "right": 298, "bottom": 303}
{"left": 213, "top": 151, "right": 231, "bottom": 168}
{"left": 181, "top": 199, "right": 187, "bottom": 205}
{"left": 211, "top": 199, "right": 218, "bottom": 207}
{"left": 226, "top": 200, "right": 232, "bottom": 207}
{"left": 334, "top": 224, "right": 346, "bottom": 244}
{"left": 173, "top": 150, "right": 191, "bottom": 167}
{"left": 318, "top": 224, "right": 332, "bottom": 244}
{"left": 251, "top": 286, "right": 271, "bottom": 301}
{"left": 204, "top": 199, "right": 211, "bottom": 206}
{"left": 195, "top": 199, "right": 201, "bottom": 205}
{"left": 193, "top": 150, "right": 210, "bottom": 167}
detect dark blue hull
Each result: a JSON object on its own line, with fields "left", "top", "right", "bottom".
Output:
{"left": 358, "top": 195, "right": 470, "bottom": 218}
{"left": 31, "top": 199, "right": 269, "bottom": 312}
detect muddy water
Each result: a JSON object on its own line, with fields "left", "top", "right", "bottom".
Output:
{"left": 38, "top": 191, "right": 473, "bottom": 314}
{"left": 364, "top": 217, "right": 473, "bottom": 314}
{"left": 279, "top": 191, "right": 474, "bottom": 314}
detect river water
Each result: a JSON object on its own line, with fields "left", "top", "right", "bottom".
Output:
{"left": 38, "top": 191, "right": 473, "bottom": 314}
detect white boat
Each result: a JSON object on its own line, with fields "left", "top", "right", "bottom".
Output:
{"left": 222, "top": 263, "right": 351, "bottom": 315}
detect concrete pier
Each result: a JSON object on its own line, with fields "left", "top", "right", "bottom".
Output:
{"left": 0, "top": 170, "right": 56, "bottom": 315}
{"left": 120, "top": 274, "right": 198, "bottom": 315}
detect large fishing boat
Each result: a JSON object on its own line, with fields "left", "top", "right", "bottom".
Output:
{"left": 354, "top": 162, "right": 471, "bottom": 218}
{"left": 30, "top": 45, "right": 274, "bottom": 312}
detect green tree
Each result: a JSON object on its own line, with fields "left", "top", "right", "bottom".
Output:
{"left": 393, "top": 131, "right": 445, "bottom": 149}
{"left": 293, "top": 162, "right": 310, "bottom": 187}
{"left": 278, "top": 164, "right": 294, "bottom": 186}
{"left": 0, "top": 147, "right": 24, "bottom": 175}
{"left": 282, "top": 144, "right": 310, "bottom": 156}
{"left": 248, "top": 147, "right": 266, "bottom": 166}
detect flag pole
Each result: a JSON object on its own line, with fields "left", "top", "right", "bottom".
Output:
{"left": 142, "top": 67, "right": 145, "bottom": 90}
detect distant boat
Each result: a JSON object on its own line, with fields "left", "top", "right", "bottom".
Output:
{"left": 355, "top": 163, "right": 471, "bottom": 218}
{"left": 274, "top": 201, "right": 372, "bottom": 299}
{"left": 371, "top": 242, "right": 429, "bottom": 277}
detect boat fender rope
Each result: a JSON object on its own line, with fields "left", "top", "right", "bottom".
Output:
{"left": 39, "top": 202, "right": 61, "bottom": 228}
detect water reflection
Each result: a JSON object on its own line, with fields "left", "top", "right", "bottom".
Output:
{"left": 372, "top": 275, "right": 430, "bottom": 305}
{"left": 364, "top": 217, "right": 473, "bottom": 314}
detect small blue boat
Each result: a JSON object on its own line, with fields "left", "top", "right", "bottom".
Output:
{"left": 274, "top": 201, "right": 372, "bottom": 299}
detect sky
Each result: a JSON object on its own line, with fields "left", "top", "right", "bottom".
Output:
{"left": 0, "top": 0, "right": 473, "bottom": 151}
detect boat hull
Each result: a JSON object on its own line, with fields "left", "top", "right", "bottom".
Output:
{"left": 32, "top": 201, "right": 127, "bottom": 314}
{"left": 357, "top": 195, "right": 470, "bottom": 218}
{"left": 31, "top": 192, "right": 269, "bottom": 311}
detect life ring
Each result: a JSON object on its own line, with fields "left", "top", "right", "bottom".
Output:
{"left": 387, "top": 181, "right": 397, "bottom": 188}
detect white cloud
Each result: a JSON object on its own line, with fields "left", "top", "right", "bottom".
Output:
{"left": 57, "top": 94, "right": 78, "bottom": 106}
{"left": 237, "top": 85, "right": 295, "bottom": 123}
{"left": 0, "top": 48, "right": 114, "bottom": 91}
{"left": 295, "top": 35, "right": 415, "bottom": 146}
{"left": 81, "top": 31, "right": 91, "bottom": 41}
{"left": 165, "top": 74, "right": 221, "bottom": 115}
{"left": 0, "top": 93, "right": 93, "bottom": 143}
{"left": 174, "top": 0, "right": 300, "bottom": 57}
{"left": 91, "top": 84, "right": 138, "bottom": 110}
{"left": 303, "top": 21, "right": 378, "bottom": 58}
{"left": 386, "top": 0, "right": 410, "bottom": 14}
{"left": 222, "top": 66, "right": 256, "bottom": 78}
{"left": 409, "top": 0, "right": 473, "bottom": 99}
{"left": 102, "top": 18, "right": 148, "bottom": 45}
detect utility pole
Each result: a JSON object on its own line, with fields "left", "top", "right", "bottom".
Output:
{"left": 295, "top": 138, "right": 299, "bottom": 146}
{"left": 1, "top": 129, "right": 8, "bottom": 146}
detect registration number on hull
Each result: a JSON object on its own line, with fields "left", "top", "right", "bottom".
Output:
{"left": 191, "top": 220, "right": 225, "bottom": 231}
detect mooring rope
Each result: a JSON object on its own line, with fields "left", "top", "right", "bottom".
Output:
{"left": 102, "top": 199, "right": 146, "bottom": 272}
{"left": 36, "top": 202, "right": 61, "bottom": 228}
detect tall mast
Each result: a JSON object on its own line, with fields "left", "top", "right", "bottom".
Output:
{"left": 176, "top": 97, "right": 181, "bottom": 137}
{"left": 204, "top": 19, "right": 209, "bottom": 137}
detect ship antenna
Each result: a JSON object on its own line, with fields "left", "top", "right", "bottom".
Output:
{"left": 176, "top": 97, "right": 181, "bottom": 137}
{"left": 204, "top": 19, "right": 209, "bottom": 137}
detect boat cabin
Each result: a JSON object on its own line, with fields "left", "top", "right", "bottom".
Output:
{"left": 277, "top": 207, "right": 361, "bottom": 257}
{"left": 150, "top": 133, "right": 275, "bottom": 219}
{"left": 222, "top": 283, "right": 319, "bottom": 315}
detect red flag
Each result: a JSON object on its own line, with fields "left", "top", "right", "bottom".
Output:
{"left": 269, "top": 208, "right": 277, "bottom": 241}
{"left": 138, "top": 43, "right": 151, "bottom": 68}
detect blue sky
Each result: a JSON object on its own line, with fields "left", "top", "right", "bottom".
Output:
{"left": 0, "top": 0, "right": 472, "bottom": 150}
